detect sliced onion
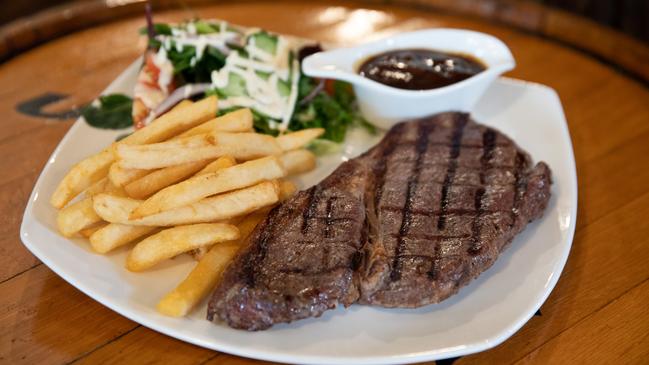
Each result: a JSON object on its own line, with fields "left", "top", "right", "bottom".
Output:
{"left": 150, "top": 83, "right": 213, "bottom": 119}
{"left": 145, "top": 2, "right": 155, "bottom": 40}
{"left": 298, "top": 78, "right": 325, "bottom": 106}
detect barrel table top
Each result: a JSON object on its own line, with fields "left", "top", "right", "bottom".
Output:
{"left": 1, "top": 1, "right": 648, "bottom": 364}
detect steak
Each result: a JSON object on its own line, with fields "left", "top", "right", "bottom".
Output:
{"left": 208, "top": 112, "right": 552, "bottom": 330}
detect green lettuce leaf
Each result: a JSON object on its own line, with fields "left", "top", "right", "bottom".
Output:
{"left": 81, "top": 94, "right": 133, "bottom": 130}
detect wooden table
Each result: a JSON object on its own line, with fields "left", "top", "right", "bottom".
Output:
{"left": 1, "top": 1, "right": 648, "bottom": 364}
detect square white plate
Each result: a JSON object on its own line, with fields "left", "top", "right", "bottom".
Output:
{"left": 21, "top": 59, "right": 577, "bottom": 364}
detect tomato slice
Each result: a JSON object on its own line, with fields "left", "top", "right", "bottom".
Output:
{"left": 145, "top": 52, "right": 161, "bottom": 83}
{"left": 324, "top": 79, "right": 336, "bottom": 95}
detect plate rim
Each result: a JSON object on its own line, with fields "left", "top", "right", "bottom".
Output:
{"left": 19, "top": 62, "right": 578, "bottom": 364}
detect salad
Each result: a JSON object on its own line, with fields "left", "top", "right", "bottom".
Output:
{"left": 84, "top": 16, "right": 373, "bottom": 144}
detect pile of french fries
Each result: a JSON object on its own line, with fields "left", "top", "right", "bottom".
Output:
{"left": 51, "top": 95, "right": 322, "bottom": 317}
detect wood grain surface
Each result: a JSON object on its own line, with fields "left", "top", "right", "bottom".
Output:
{"left": 3, "top": 0, "right": 649, "bottom": 83}
{"left": 1, "top": 1, "right": 648, "bottom": 364}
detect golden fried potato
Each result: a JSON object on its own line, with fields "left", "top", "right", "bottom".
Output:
{"left": 123, "top": 160, "right": 211, "bottom": 199}
{"left": 116, "top": 132, "right": 281, "bottom": 169}
{"left": 156, "top": 241, "right": 239, "bottom": 316}
{"left": 84, "top": 177, "right": 109, "bottom": 197}
{"left": 126, "top": 223, "right": 239, "bottom": 272}
{"left": 279, "top": 149, "right": 317, "bottom": 176}
{"left": 278, "top": 180, "right": 298, "bottom": 201}
{"left": 131, "top": 156, "right": 286, "bottom": 218}
{"left": 156, "top": 209, "right": 270, "bottom": 316}
{"left": 176, "top": 108, "right": 253, "bottom": 138}
{"left": 50, "top": 149, "right": 114, "bottom": 209}
{"left": 50, "top": 97, "right": 217, "bottom": 208}
{"left": 109, "top": 163, "right": 150, "bottom": 187}
{"left": 211, "top": 132, "right": 282, "bottom": 161}
{"left": 115, "top": 134, "right": 214, "bottom": 169}
{"left": 79, "top": 222, "right": 108, "bottom": 238}
{"left": 92, "top": 194, "right": 142, "bottom": 223}
{"left": 89, "top": 224, "right": 157, "bottom": 254}
{"left": 57, "top": 198, "right": 102, "bottom": 237}
{"left": 120, "top": 96, "right": 217, "bottom": 146}
{"left": 94, "top": 181, "right": 279, "bottom": 226}
{"left": 195, "top": 155, "right": 237, "bottom": 176}
{"left": 276, "top": 128, "right": 324, "bottom": 151}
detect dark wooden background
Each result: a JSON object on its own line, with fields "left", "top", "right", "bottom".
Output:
{"left": 0, "top": 1, "right": 648, "bottom": 364}
{"left": 2, "top": 0, "right": 648, "bottom": 42}
{"left": 2, "top": 0, "right": 649, "bottom": 85}
{"left": 538, "top": 0, "right": 648, "bottom": 42}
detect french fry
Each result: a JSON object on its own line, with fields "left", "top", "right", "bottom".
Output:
{"left": 51, "top": 89, "right": 325, "bottom": 317}
{"left": 126, "top": 223, "right": 239, "bottom": 272}
{"left": 108, "top": 163, "right": 150, "bottom": 187}
{"left": 276, "top": 128, "right": 324, "bottom": 151}
{"left": 85, "top": 176, "right": 127, "bottom": 199}
{"left": 195, "top": 155, "right": 237, "bottom": 176}
{"left": 156, "top": 210, "right": 269, "bottom": 316}
{"left": 94, "top": 181, "right": 280, "bottom": 226}
{"left": 279, "top": 180, "right": 298, "bottom": 201}
{"left": 57, "top": 198, "right": 102, "bottom": 237}
{"left": 189, "top": 207, "right": 269, "bottom": 260}
{"left": 131, "top": 156, "right": 286, "bottom": 218}
{"left": 50, "top": 98, "right": 215, "bottom": 208}
{"left": 279, "top": 149, "right": 316, "bottom": 176}
{"left": 116, "top": 133, "right": 281, "bottom": 169}
{"left": 136, "top": 99, "right": 191, "bottom": 122}
{"left": 84, "top": 177, "right": 109, "bottom": 197}
{"left": 124, "top": 160, "right": 211, "bottom": 199}
{"left": 79, "top": 222, "right": 108, "bottom": 238}
{"left": 176, "top": 108, "right": 253, "bottom": 138}
{"left": 92, "top": 194, "right": 142, "bottom": 224}
{"left": 119, "top": 96, "right": 217, "bottom": 146}
{"left": 236, "top": 207, "right": 273, "bottom": 238}
{"left": 115, "top": 134, "right": 214, "bottom": 169}
{"left": 108, "top": 182, "right": 127, "bottom": 197}
{"left": 89, "top": 224, "right": 157, "bottom": 254}
{"left": 173, "top": 99, "right": 193, "bottom": 109}
{"left": 156, "top": 241, "right": 240, "bottom": 316}
{"left": 118, "top": 148, "right": 225, "bottom": 170}
{"left": 120, "top": 132, "right": 213, "bottom": 154}
{"left": 50, "top": 149, "right": 114, "bottom": 209}
{"left": 164, "top": 99, "right": 193, "bottom": 115}
{"left": 211, "top": 132, "right": 282, "bottom": 160}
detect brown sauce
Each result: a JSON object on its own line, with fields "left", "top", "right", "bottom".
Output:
{"left": 357, "top": 49, "right": 486, "bottom": 90}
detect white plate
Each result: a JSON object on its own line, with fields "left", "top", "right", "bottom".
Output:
{"left": 21, "top": 59, "right": 577, "bottom": 364}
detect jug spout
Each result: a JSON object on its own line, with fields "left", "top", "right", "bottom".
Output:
{"left": 301, "top": 47, "right": 362, "bottom": 83}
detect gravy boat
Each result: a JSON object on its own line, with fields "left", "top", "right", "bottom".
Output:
{"left": 302, "top": 28, "right": 515, "bottom": 129}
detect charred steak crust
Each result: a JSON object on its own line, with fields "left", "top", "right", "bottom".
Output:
{"left": 207, "top": 160, "right": 369, "bottom": 330}
{"left": 208, "top": 112, "right": 552, "bottom": 330}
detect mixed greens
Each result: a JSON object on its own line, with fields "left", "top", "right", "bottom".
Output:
{"left": 81, "top": 94, "right": 133, "bottom": 129}
{"left": 142, "top": 22, "right": 228, "bottom": 85}
{"left": 292, "top": 78, "right": 375, "bottom": 142}
{"left": 148, "top": 20, "right": 373, "bottom": 142}
{"left": 87, "top": 19, "right": 373, "bottom": 146}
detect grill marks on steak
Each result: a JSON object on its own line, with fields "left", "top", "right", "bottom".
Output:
{"left": 389, "top": 121, "right": 435, "bottom": 282}
{"left": 467, "top": 129, "right": 497, "bottom": 255}
{"left": 208, "top": 113, "right": 552, "bottom": 329}
{"left": 208, "top": 160, "right": 370, "bottom": 330}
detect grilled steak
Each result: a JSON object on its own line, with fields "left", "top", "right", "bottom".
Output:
{"left": 208, "top": 112, "right": 552, "bottom": 330}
